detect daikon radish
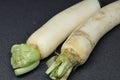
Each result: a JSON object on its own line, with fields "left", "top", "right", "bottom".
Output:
{"left": 11, "top": 0, "right": 100, "bottom": 76}
{"left": 46, "top": 1, "right": 120, "bottom": 80}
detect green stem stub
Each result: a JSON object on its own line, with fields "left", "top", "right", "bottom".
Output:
{"left": 11, "top": 44, "right": 40, "bottom": 76}
{"left": 46, "top": 53, "right": 79, "bottom": 80}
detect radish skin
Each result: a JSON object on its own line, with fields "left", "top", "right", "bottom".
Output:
{"left": 46, "top": 1, "right": 120, "bottom": 80}
{"left": 10, "top": 0, "right": 100, "bottom": 76}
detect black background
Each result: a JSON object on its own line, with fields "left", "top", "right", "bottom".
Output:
{"left": 0, "top": 0, "right": 120, "bottom": 80}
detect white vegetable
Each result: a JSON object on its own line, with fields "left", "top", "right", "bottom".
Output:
{"left": 62, "top": 0, "right": 120, "bottom": 64}
{"left": 46, "top": 1, "right": 120, "bottom": 80}
{"left": 27, "top": 0, "right": 100, "bottom": 59}
{"left": 11, "top": 0, "right": 100, "bottom": 76}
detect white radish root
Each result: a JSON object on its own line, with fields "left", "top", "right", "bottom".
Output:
{"left": 11, "top": 0, "right": 100, "bottom": 76}
{"left": 27, "top": 0, "right": 100, "bottom": 59}
{"left": 46, "top": 1, "right": 120, "bottom": 80}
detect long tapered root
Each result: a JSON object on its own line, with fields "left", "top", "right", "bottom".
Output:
{"left": 46, "top": 53, "right": 79, "bottom": 80}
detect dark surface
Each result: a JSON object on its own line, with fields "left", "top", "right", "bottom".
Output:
{"left": 0, "top": 0, "right": 120, "bottom": 80}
